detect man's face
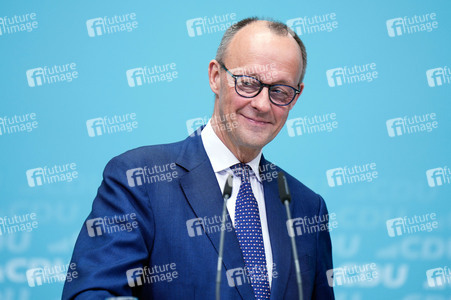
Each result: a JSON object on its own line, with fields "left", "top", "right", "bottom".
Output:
{"left": 209, "top": 22, "right": 304, "bottom": 155}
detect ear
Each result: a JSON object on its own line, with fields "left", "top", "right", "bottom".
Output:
{"left": 287, "top": 82, "right": 304, "bottom": 111}
{"left": 208, "top": 60, "right": 221, "bottom": 95}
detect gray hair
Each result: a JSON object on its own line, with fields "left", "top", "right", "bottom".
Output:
{"left": 215, "top": 17, "right": 307, "bottom": 84}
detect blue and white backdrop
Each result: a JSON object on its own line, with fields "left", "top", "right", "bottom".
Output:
{"left": 1, "top": 0, "right": 450, "bottom": 299}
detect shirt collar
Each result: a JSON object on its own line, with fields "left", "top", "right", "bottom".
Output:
{"left": 201, "top": 120, "right": 263, "bottom": 181}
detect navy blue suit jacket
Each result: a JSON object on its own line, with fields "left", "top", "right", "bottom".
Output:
{"left": 62, "top": 131, "right": 334, "bottom": 299}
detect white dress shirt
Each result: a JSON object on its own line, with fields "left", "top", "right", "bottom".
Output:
{"left": 201, "top": 120, "right": 274, "bottom": 285}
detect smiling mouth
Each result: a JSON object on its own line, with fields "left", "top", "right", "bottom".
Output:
{"left": 241, "top": 114, "right": 271, "bottom": 126}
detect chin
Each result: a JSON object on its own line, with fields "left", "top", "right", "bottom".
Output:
{"left": 236, "top": 132, "right": 271, "bottom": 149}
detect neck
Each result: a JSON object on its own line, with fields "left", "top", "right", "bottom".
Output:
{"left": 211, "top": 117, "right": 261, "bottom": 163}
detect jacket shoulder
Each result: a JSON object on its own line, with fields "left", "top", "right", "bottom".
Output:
{"left": 106, "top": 140, "right": 185, "bottom": 170}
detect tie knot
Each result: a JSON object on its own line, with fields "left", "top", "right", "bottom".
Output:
{"left": 230, "top": 163, "right": 251, "bottom": 182}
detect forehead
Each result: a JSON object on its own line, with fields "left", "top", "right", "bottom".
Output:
{"left": 225, "top": 22, "right": 302, "bottom": 83}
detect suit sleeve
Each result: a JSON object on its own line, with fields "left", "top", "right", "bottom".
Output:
{"left": 312, "top": 195, "right": 335, "bottom": 299}
{"left": 62, "top": 156, "right": 155, "bottom": 299}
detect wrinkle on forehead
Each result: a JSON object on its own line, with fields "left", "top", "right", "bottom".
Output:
{"left": 224, "top": 22, "right": 302, "bottom": 86}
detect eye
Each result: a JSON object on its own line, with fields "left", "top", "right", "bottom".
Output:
{"left": 271, "top": 87, "right": 288, "bottom": 95}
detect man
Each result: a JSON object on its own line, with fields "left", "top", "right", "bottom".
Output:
{"left": 63, "top": 18, "right": 334, "bottom": 299}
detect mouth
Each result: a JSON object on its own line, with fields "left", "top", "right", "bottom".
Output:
{"left": 241, "top": 114, "right": 271, "bottom": 126}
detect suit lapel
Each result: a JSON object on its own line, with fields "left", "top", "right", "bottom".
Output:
{"left": 260, "top": 158, "right": 293, "bottom": 300}
{"left": 177, "top": 135, "right": 255, "bottom": 299}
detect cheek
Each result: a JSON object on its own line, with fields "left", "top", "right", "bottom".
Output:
{"left": 274, "top": 107, "right": 289, "bottom": 123}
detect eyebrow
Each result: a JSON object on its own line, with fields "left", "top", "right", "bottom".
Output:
{"left": 241, "top": 72, "right": 297, "bottom": 87}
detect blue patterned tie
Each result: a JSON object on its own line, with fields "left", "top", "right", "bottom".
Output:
{"left": 231, "top": 163, "right": 270, "bottom": 300}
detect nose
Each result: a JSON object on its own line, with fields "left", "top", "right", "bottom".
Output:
{"left": 250, "top": 86, "right": 272, "bottom": 112}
